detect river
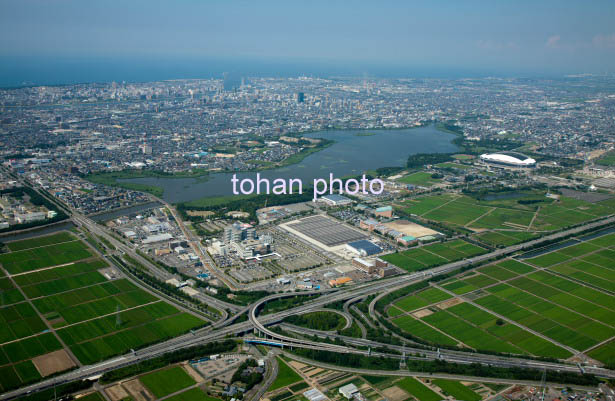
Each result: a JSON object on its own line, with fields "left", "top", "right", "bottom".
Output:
{"left": 119, "top": 124, "right": 458, "bottom": 203}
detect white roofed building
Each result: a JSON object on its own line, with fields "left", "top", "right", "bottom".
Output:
{"left": 480, "top": 152, "right": 536, "bottom": 169}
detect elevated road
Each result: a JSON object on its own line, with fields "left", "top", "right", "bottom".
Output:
{"left": 4, "top": 262, "right": 615, "bottom": 400}
{"left": 72, "top": 213, "right": 241, "bottom": 314}
{"left": 283, "top": 353, "right": 601, "bottom": 392}
{"left": 152, "top": 196, "right": 239, "bottom": 291}
{"left": 249, "top": 291, "right": 615, "bottom": 380}
{"left": 276, "top": 324, "right": 605, "bottom": 376}
{"left": 3, "top": 179, "right": 615, "bottom": 399}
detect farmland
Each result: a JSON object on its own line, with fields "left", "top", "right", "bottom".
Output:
{"left": 0, "top": 232, "right": 206, "bottom": 389}
{"left": 396, "top": 377, "right": 442, "bottom": 401}
{"left": 166, "top": 388, "right": 221, "bottom": 401}
{"left": 381, "top": 239, "right": 486, "bottom": 272}
{"left": 268, "top": 357, "right": 303, "bottom": 391}
{"left": 389, "top": 283, "right": 576, "bottom": 357}
{"left": 386, "top": 231, "right": 615, "bottom": 364}
{"left": 0, "top": 332, "right": 64, "bottom": 392}
{"left": 5, "top": 232, "right": 75, "bottom": 252}
{"left": 397, "top": 172, "right": 442, "bottom": 187}
{"left": 524, "top": 233, "right": 615, "bottom": 293}
{"left": 432, "top": 379, "right": 481, "bottom": 401}
{"left": 0, "top": 239, "right": 93, "bottom": 274}
{"left": 396, "top": 192, "right": 615, "bottom": 247}
{"left": 139, "top": 365, "right": 196, "bottom": 398}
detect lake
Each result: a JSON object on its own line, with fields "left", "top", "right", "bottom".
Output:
{"left": 120, "top": 124, "right": 458, "bottom": 203}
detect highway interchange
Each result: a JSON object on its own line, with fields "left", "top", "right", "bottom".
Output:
{"left": 1, "top": 180, "right": 615, "bottom": 400}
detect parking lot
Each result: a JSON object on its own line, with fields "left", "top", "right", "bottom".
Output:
{"left": 191, "top": 354, "right": 251, "bottom": 382}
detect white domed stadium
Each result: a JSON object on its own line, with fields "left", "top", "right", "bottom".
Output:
{"left": 480, "top": 152, "right": 536, "bottom": 169}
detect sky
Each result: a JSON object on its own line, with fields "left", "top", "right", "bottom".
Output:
{"left": 1, "top": 0, "right": 615, "bottom": 84}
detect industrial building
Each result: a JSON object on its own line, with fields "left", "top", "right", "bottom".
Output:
{"left": 142, "top": 233, "right": 173, "bottom": 244}
{"left": 339, "top": 383, "right": 359, "bottom": 399}
{"left": 346, "top": 240, "right": 382, "bottom": 256}
{"left": 303, "top": 388, "right": 326, "bottom": 401}
{"left": 285, "top": 215, "right": 367, "bottom": 247}
{"left": 379, "top": 265, "right": 397, "bottom": 278}
{"left": 359, "top": 218, "right": 379, "bottom": 231}
{"left": 374, "top": 205, "right": 393, "bottom": 218}
{"left": 223, "top": 222, "right": 256, "bottom": 243}
{"left": 319, "top": 194, "right": 352, "bottom": 206}
{"left": 397, "top": 235, "right": 417, "bottom": 246}
{"left": 15, "top": 211, "right": 46, "bottom": 223}
{"left": 329, "top": 277, "right": 352, "bottom": 287}
{"left": 231, "top": 239, "right": 271, "bottom": 259}
{"left": 352, "top": 257, "right": 388, "bottom": 274}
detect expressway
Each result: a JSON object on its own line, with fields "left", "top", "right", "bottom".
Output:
{"left": 5, "top": 167, "right": 243, "bottom": 315}
{"left": 3, "top": 252, "right": 615, "bottom": 399}
{"left": 3, "top": 179, "right": 615, "bottom": 399}
{"left": 72, "top": 212, "right": 242, "bottom": 315}
{"left": 283, "top": 353, "right": 601, "bottom": 392}
{"left": 275, "top": 324, "right": 603, "bottom": 376}
{"left": 152, "top": 196, "right": 239, "bottom": 290}
{"left": 247, "top": 287, "right": 615, "bottom": 379}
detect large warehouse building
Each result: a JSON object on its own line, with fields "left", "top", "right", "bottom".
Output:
{"left": 480, "top": 152, "right": 536, "bottom": 169}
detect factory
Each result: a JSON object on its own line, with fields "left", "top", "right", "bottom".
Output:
{"left": 223, "top": 222, "right": 256, "bottom": 243}
{"left": 319, "top": 194, "right": 352, "bottom": 206}
{"left": 220, "top": 221, "right": 273, "bottom": 259}
{"left": 345, "top": 240, "right": 382, "bottom": 256}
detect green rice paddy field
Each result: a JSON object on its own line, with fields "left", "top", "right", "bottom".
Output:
{"left": 381, "top": 239, "right": 486, "bottom": 272}
{"left": 363, "top": 375, "right": 498, "bottom": 401}
{"left": 268, "top": 357, "right": 304, "bottom": 391}
{"left": 397, "top": 172, "right": 442, "bottom": 187}
{"left": 0, "top": 232, "right": 206, "bottom": 391}
{"left": 432, "top": 379, "right": 481, "bottom": 401}
{"left": 396, "top": 377, "right": 442, "bottom": 401}
{"left": 139, "top": 365, "right": 196, "bottom": 398}
{"left": 397, "top": 192, "right": 615, "bottom": 247}
{"left": 387, "top": 233, "right": 615, "bottom": 364}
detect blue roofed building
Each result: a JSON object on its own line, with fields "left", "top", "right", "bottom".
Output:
{"left": 345, "top": 240, "right": 382, "bottom": 256}
{"left": 320, "top": 194, "right": 352, "bottom": 206}
{"left": 374, "top": 205, "right": 393, "bottom": 217}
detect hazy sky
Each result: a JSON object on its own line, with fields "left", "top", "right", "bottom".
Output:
{"left": 1, "top": 0, "right": 615, "bottom": 81}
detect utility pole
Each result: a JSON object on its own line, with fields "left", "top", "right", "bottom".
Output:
{"left": 540, "top": 368, "right": 547, "bottom": 401}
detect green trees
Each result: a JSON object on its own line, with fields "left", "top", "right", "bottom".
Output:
{"left": 100, "top": 340, "right": 236, "bottom": 383}
{"left": 407, "top": 153, "right": 454, "bottom": 168}
{"left": 285, "top": 311, "right": 345, "bottom": 331}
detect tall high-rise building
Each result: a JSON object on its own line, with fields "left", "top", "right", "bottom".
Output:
{"left": 296, "top": 92, "right": 305, "bottom": 103}
{"left": 140, "top": 143, "right": 152, "bottom": 155}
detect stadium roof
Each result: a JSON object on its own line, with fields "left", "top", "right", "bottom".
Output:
{"left": 480, "top": 152, "right": 536, "bottom": 166}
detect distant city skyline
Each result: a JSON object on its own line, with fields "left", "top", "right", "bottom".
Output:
{"left": 1, "top": 0, "right": 615, "bottom": 85}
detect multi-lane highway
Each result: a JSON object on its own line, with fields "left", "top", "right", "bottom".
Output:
{"left": 3, "top": 247, "right": 615, "bottom": 399}
{"left": 72, "top": 212, "right": 242, "bottom": 315}
{"left": 247, "top": 283, "right": 615, "bottom": 377}
{"left": 2, "top": 180, "right": 614, "bottom": 400}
